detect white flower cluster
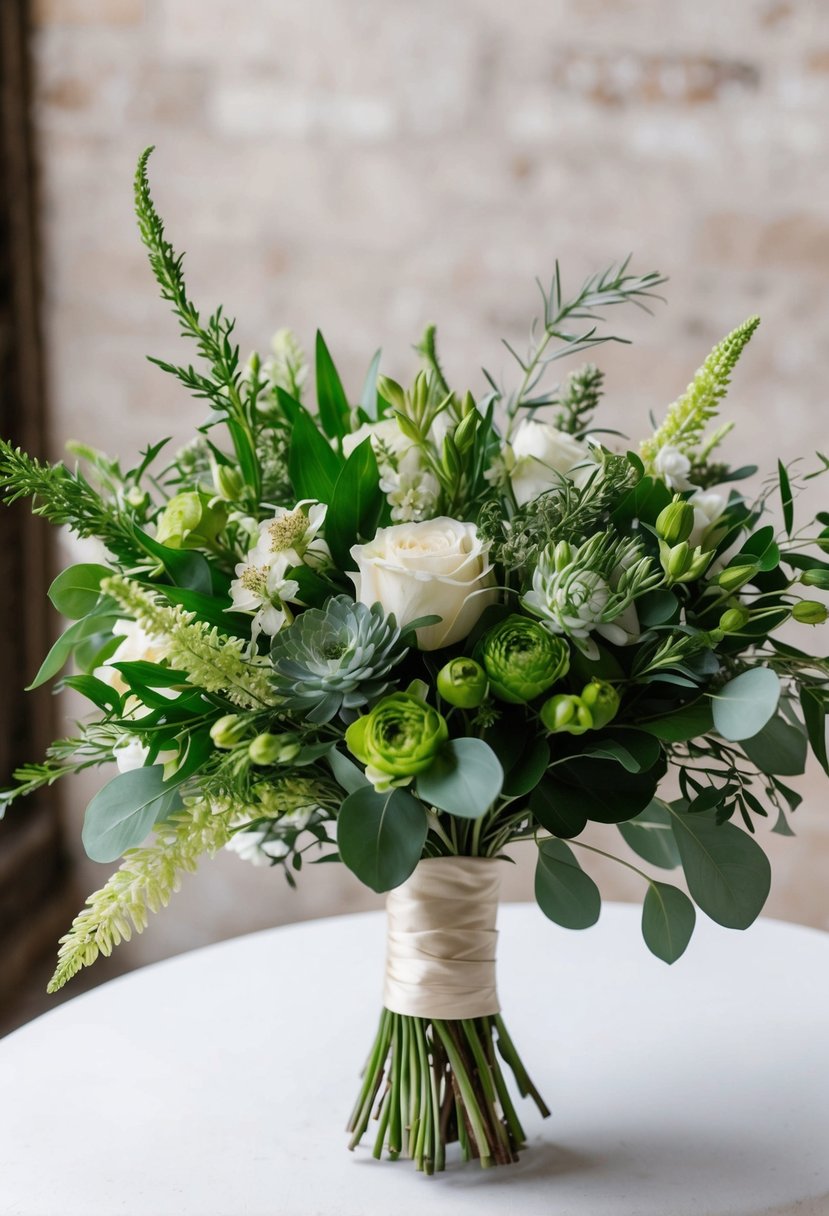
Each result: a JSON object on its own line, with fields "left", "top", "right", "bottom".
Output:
{"left": 229, "top": 502, "right": 329, "bottom": 640}
{"left": 343, "top": 419, "right": 439, "bottom": 522}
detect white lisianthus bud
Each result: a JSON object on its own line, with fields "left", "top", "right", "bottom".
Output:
{"left": 688, "top": 488, "right": 727, "bottom": 548}
{"left": 349, "top": 518, "right": 498, "bottom": 650}
{"left": 653, "top": 445, "right": 694, "bottom": 491}
{"left": 509, "top": 420, "right": 594, "bottom": 506}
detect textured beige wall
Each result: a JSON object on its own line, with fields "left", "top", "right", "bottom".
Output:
{"left": 29, "top": 0, "right": 829, "bottom": 977}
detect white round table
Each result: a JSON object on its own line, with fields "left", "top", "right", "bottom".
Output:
{"left": 1, "top": 903, "right": 828, "bottom": 1216}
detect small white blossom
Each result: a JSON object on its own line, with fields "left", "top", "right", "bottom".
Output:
{"left": 225, "top": 829, "right": 290, "bottom": 866}
{"left": 653, "top": 445, "right": 694, "bottom": 491}
{"left": 688, "top": 488, "right": 727, "bottom": 548}
{"left": 95, "top": 620, "right": 171, "bottom": 694}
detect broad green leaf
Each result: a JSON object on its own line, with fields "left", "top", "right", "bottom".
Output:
{"left": 580, "top": 730, "right": 662, "bottom": 774}
{"left": 327, "top": 747, "right": 369, "bottom": 794}
{"left": 417, "top": 738, "right": 503, "bottom": 819}
{"left": 639, "top": 700, "right": 714, "bottom": 742}
{"left": 134, "top": 527, "right": 213, "bottom": 596}
{"left": 288, "top": 408, "right": 344, "bottom": 502}
{"left": 325, "top": 438, "right": 384, "bottom": 571}
{"left": 800, "top": 686, "right": 828, "bottom": 775}
{"left": 82, "top": 765, "right": 183, "bottom": 863}
{"left": 62, "top": 674, "right": 122, "bottom": 713}
{"left": 27, "top": 611, "right": 120, "bottom": 690}
{"left": 48, "top": 563, "right": 112, "bottom": 618}
{"left": 530, "top": 778, "right": 588, "bottom": 838}
{"left": 315, "top": 330, "right": 350, "bottom": 440}
{"left": 360, "top": 348, "right": 382, "bottom": 421}
{"left": 740, "top": 713, "right": 808, "bottom": 776}
{"left": 669, "top": 808, "right": 771, "bottom": 929}
{"left": 642, "top": 882, "right": 696, "bottom": 963}
{"left": 712, "top": 668, "right": 780, "bottom": 741}
{"left": 540, "top": 753, "right": 664, "bottom": 825}
{"left": 617, "top": 799, "right": 681, "bottom": 870}
{"left": 337, "top": 786, "right": 427, "bottom": 893}
{"left": 502, "top": 736, "right": 550, "bottom": 798}
{"left": 636, "top": 589, "right": 681, "bottom": 627}
{"left": 535, "top": 839, "right": 601, "bottom": 930}
{"left": 739, "top": 524, "right": 780, "bottom": 572}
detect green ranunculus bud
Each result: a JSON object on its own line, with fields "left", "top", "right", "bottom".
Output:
{"left": 436, "top": 657, "right": 488, "bottom": 708}
{"left": 717, "top": 563, "right": 758, "bottom": 593}
{"left": 801, "top": 567, "right": 829, "bottom": 590}
{"left": 656, "top": 496, "right": 695, "bottom": 545}
{"left": 539, "top": 694, "right": 593, "bottom": 735}
{"left": 579, "top": 679, "right": 620, "bottom": 730}
{"left": 155, "top": 490, "right": 228, "bottom": 550}
{"left": 792, "top": 599, "right": 829, "bottom": 624}
{"left": 210, "top": 714, "right": 248, "bottom": 749}
{"left": 248, "top": 732, "right": 301, "bottom": 765}
{"left": 719, "top": 605, "right": 751, "bottom": 633}
{"left": 345, "top": 692, "right": 449, "bottom": 778}
{"left": 212, "top": 459, "right": 245, "bottom": 503}
{"left": 477, "top": 615, "right": 570, "bottom": 704}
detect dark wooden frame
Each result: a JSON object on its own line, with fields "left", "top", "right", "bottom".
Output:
{"left": 0, "top": 0, "right": 70, "bottom": 1011}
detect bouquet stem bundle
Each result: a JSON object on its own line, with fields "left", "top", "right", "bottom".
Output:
{"left": 348, "top": 1010, "right": 549, "bottom": 1171}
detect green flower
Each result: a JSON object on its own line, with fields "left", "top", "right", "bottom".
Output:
{"left": 269, "top": 596, "right": 409, "bottom": 724}
{"left": 436, "top": 658, "right": 488, "bottom": 708}
{"left": 477, "top": 614, "right": 569, "bottom": 704}
{"left": 155, "top": 490, "right": 227, "bottom": 549}
{"left": 345, "top": 693, "right": 448, "bottom": 783}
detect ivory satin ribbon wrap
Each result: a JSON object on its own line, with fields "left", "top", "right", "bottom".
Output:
{"left": 383, "top": 857, "right": 501, "bottom": 1019}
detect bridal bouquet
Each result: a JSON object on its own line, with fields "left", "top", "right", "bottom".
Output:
{"left": 2, "top": 149, "right": 828, "bottom": 1173}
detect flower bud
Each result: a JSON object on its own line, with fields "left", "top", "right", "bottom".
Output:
{"left": 210, "top": 714, "right": 248, "bottom": 749}
{"left": 248, "top": 732, "right": 301, "bottom": 765}
{"left": 801, "top": 567, "right": 829, "bottom": 590}
{"left": 792, "top": 600, "right": 829, "bottom": 625}
{"left": 719, "top": 605, "right": 751, "bottom": 633}
{"left": 124, "top": 486, "right": 149, "bottom": 510}
{"left": 436, "top": 658, "right": 488, "bottom": 708}
{"left": 717, "top": 563, "right": 758, "bottom": 593}
{"left": 212, "top": 459, "right": 245, "bottom": 503}
{"left": 656, "top": 496, "right": 694, "bottom": 545}
{"left": 579, "top": 679, "right": 620, "bottom": 730}
{"left": 155, "top": 490, "right": 228, "bottom": 550}
{"left": 540, "top": 694, "right": 593, "bottom": 735}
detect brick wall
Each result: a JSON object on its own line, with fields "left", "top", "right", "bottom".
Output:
{"left": 28, "top": 0, "right": 829, "bottom": 972}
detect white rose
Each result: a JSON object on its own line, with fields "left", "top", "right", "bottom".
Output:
{"left": 688, "top": 489, "right": 727, "bottom": 548}
{"left": 653, "top": 445, "right": 694, "bottom": 491}
{"left": 510, "top": 420, "right": 593, "bottom": 506}
{"left": 349, "top": 517, "right": 498, "bottom": 650}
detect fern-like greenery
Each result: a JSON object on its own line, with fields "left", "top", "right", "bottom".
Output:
{"left": 102, "top": 575, "right": 273, "bottom": 708}
{"left": 641, "top": 316, "right": 760, "bottom": 464}
{"left": 47, "top": 798, "right": 232, "bottom": 992}
{"left": 0, "top": 439, "right": 146, "bottom": 566}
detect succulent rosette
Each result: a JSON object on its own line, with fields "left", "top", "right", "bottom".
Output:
{"left": 477, "top": 614, "right": 570, "bottom": 703}
{"left": 1, "top": 149, "right": 827, "bottom": 1177}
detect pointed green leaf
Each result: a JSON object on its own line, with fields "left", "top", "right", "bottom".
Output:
{"left": 800, "top": 686, "right": 828, "bottom": 776}
{"left": 535, "top": 838, "right": 601, "bottom": 930}
{"left": 27, "top": 611, "right": 120, "bottom": 690}
{"left": 778, "top": 460, "right": 793, "bottom": 535}
{"left": 288, "top": 408, "right": 344, "bottom": 502}
{"left": 315, "top": 330, "right": 350, "bottom": 440}
{"left": 360, "top": 348, "right": 382, "bottom": 421}
{"left": 642, "top": 881, "right": 696, "bottom": 963}
{"left": 325, "top": 437, "right": 384, "bottom": 570}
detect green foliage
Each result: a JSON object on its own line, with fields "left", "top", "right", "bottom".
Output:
{"left": 325, "top": 438, "right": 384, "bottom": 570}
{"left": 82, "top": 764, "right": 185, "bottom": 862}
{"left": 711, "top": 668, "right": 781, "bottom": 741}
{"left": 534, "top": 838, "right": 601, "bottom": 929}
{"left": 553, "top": 364, "right": 605, "bottom": 435}
{"left": 641, "top": 315, "right": 760, "bottom": 464}
{"left": 337, "top": 786, "right": 428, "bottom": 892}
{"left": 642, "top": 882, "right": 696, "bottom": 963}
{"left": 617, "top": 800, "right": 681, "bottom": 870}
{"left": 416, "top": 739, "right": 503, "bottom": 819}
{"left": 48, "top": 797, "right": 233, "bottom": 992}
{"left": 668, "top": 805, "right": 771, "bottom": 929}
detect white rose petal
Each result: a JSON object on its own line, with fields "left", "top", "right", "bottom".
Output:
{"left": 349, "top": 517, "right": 498, "bottom": 650}
{"left": 689, "top": 489, "right": 727, "bottom": 548}
{"left": 509, "top": 420, "right": 594, "bottom": 506}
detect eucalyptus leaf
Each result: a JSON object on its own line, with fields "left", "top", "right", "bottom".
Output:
{"left": 48, "top": 563, "right": 112, "bottom": 618}
{"left": 639, "top": 700, "right": 714, "bottom": 742}
{"left": 642, "top": 882, "right": 696, "bottom": 963}
{"left": 417, "top": 738, "right": 503, "bottom": 819}
{"left": 530, "top": 778, "right": 588, "bottom": 838}
{"left": 535, "top": 839, "right": 601, "bottom": 930}
{"left": 502, "top": 736, "right": 550, "bottom": 798}
{"left": 337, "top": 786, "right": 427, "bottom": 892}
{"left": 740, "top": 713, "right": 808, "bottom": 776}
{"left": 328, "top": 747, "right": 369, "bottom": 794}
{"left": 617, "top": 800, "right": 681, "bottom": 869}
{"left": 669, "top": 808, "right": 771, "bottom": 929}
{"left": 712, "top": 668, "right": 780, "bottom": 741}
{"left": 82, "top": 765, "right": 183, "bottom": 863}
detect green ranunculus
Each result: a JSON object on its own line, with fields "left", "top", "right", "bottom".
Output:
{"left": 539, "top": 693, "right": 593, "bottom": 735}
{"left": 345, "top": 692, "right": 449, "bottom": 779}
{"left": 436, "top": 657, "right": 488, "bottom": 708}
{"left": 477, "top": 615, "right": 569, "bottom": 704}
